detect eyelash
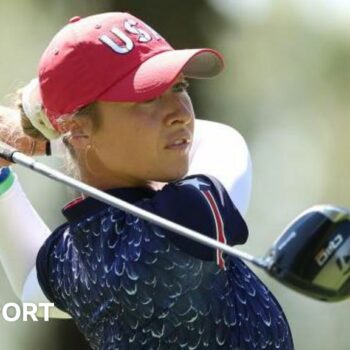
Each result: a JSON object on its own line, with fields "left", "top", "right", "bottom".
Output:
{"left": 141, "top": 80, "right": 190, "bottom": 104}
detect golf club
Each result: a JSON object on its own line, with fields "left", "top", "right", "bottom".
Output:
{"left": 1, "top": 142, "right": 349, "bottom": 302}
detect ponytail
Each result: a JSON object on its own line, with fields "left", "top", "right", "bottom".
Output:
{"left": 19, "top": 79, "right": 60, "bottom": 141}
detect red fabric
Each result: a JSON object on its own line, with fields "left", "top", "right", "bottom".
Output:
{"left": 38, "top": 12, "right": 224, "bottom": 130}
{"left": 202, "top": 190, "right": 227, "bottom": 269}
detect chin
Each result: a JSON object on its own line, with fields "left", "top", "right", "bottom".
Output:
{"left": 167, "top": 166, "right": 189, "bottom": 181}
{"left": 155, "top": 163, "right": 189, "bottom": 183}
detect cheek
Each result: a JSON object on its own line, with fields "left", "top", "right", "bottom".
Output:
{"left": 95, "top": 119, "right": 160, "bottom": 169}
{"left": 92, "top": 124, "right": 128, "bottom": 166}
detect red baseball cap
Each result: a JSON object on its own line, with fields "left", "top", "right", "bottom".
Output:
{"left": 38, "top": 12, "right": 224, "bottom": 130}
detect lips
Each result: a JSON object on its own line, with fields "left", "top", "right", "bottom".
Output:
{"left": 164, "top": 130, "right": 192, "bottom": 150}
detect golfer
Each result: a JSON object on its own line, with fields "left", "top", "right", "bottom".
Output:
{"left": 0, "top": 12, "right": 293, "bottom": 350}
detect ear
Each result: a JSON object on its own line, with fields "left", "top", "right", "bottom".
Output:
{"left": 64, "top": 118, "right": 92, "bottom": 150}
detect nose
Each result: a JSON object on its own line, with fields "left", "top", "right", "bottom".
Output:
{"left": 162, "top": 93, "right": 193, "bottom": 127}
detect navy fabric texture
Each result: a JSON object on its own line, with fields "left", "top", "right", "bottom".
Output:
{"left": 36, "top": 175, "right": 294, "bottom": 349}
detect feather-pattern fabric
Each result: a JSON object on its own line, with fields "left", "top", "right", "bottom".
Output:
{"left": 46, "top": 207, "right": 293, "bottom": 350}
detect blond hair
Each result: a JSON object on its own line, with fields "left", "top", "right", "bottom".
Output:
{"left": 14, "top": 87, "right": 99, "bottom": 179}
{"left": 0, "top": 104, "right": 38, "bottom": 157}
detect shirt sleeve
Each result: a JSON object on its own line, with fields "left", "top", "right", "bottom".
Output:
{"left": 138, "top": 175, "right": 249, "bottom": 268}
{"left": 35, "top": 223, "right": 69, "bottom": 312}
{"left": 0, "top": 173, "right": 51, "bottom": 299}
{"left": 189, "top": 120, "right": 252, "bottom": 217}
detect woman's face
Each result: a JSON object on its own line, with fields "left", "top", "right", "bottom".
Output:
{"left": 88, "top": 76, "right": 195, "bottom": 187}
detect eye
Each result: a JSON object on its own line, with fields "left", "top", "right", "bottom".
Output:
{"left": 172, "top": 79, "right": 190, "bottom": 93}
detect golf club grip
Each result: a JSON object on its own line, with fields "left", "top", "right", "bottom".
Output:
{"left": 0, "top": 142, "right": 17, "bottom": 162}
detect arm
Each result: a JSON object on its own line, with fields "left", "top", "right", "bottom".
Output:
{"left": 0, "top": 173, "right": 48, "bottom": 296}
{"left": 0, "top": 106, "right": 48, "bottom": 296}
{"left": 139, "top": 174, "right": 249, "bottom": 267}
{"left": 0, "top": 171, "right": 71, "bottom": 318}
{"left": 0, "top": 106, "right": 70, "bottom": 318}
{"left": 188, "top": 119, "right": 252, "bottom": 216}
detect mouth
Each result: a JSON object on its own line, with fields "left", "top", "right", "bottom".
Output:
{"left": 164, "top": 132, "right": 192, "bottom": 151}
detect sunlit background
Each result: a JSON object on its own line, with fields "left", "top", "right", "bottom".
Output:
{"left": 1, "top": 0, "right": 350, "bottom": 349}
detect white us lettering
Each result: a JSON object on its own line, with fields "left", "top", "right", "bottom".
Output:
{"left": 100, "top": 27, "right": 134, "bottom": 54}
{"left": 125, "top": 19, "right": 152, "bottom": 43}
{"left": 99, "top": 19, "right": 158, "bottom": 54}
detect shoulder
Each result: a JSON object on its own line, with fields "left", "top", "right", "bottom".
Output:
{"left": 150, "top": 174, "right": 228, "bottom": 217}
{"left": 161, "top": 174, "right": 226, "bottom": 198}
{"left": 140, "top": 174, "right": 248, "bottom": 263}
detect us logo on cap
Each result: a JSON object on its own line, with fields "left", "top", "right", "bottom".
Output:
{"left": 38, "top": 12, "right": 223, "bottom": 130}
{"left": 99, "top": 19, "right": 162, "bottom": 55}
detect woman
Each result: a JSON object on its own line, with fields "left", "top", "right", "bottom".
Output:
{"left": 0, "top": 12, "right": 293, "bottom": 349}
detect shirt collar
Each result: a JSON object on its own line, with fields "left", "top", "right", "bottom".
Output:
{"left": 62, "top": 187, "right": 156, "bottom": 222}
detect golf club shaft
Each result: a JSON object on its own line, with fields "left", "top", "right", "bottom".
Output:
{"left": 0, "top": 143, "right": 268, "bottom": 269}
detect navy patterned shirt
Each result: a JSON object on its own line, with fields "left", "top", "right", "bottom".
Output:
{"left": 36, "top": 175, "right": 294, "bottom": 350}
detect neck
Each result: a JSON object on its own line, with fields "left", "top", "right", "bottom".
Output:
{"left": 82, "top": 172, "right": 154, "bottom": 190}
{"left": 76, "top": 155, "right": 153, "bottom": 190}
{"left": 73, "top": 146, "right": 168, "bottom": 191}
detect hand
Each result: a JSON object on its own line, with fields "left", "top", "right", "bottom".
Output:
{"left": 0, "top": 106, "right": 47, "bottom": 167}
{"left": 0, "top": 157, "right": 11, "bottom": 168}
{"left": 0, "top": 106, "right": 19, "bottom": 167}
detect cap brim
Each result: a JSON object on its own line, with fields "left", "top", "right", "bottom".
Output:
{"left": 98, "top": 48, "right": 224, "bottom": 103}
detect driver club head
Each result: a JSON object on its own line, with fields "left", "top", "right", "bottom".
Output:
{"left": 264, "top": 205, "right": 350, "bottom": 302}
